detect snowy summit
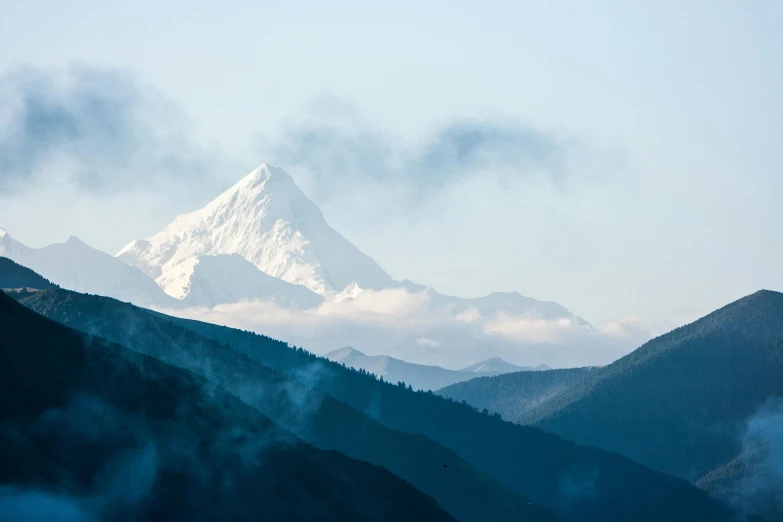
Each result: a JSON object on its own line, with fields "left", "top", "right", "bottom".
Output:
{"left": 117, "top": 164, "right": 394, "bottom": 297}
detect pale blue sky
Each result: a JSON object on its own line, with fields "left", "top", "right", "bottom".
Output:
{"left": 1, "top": 0, "right": 781, "bottom": 328}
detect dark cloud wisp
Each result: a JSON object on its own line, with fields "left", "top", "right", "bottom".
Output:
{"left": 0, "top": 65, "right": 220, "bottom": 194}
{"left": 262, "top": 105, "right": 577, "bottom": 204}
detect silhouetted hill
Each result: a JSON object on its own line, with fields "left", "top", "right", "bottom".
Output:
{"left": 7, "top": 288, "right": 557, "bottom": 522}
{"left": 437, "top": 368, "right": 596, "bottom": 421}
{"left": 0, "top": 291, "right": 457, "bottom": 521}
{"left": 9, "top": 284, "right": 746, "bottom": 522}
{"left": 520, "top": 290, "right": 783, "bottom": 484}
{"left": 0, "top": 256, "right": 57, "bottom": 290}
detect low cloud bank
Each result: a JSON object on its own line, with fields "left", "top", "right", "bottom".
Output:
{"left": 160, "top": 286, "right": 654, "bottom": 369}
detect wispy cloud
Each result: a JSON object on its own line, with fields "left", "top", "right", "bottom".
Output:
{"left": 727, "top": 397, "right": 783, "bottom": 519}
{"left": 256, "top": 97, "right": 612, "bottom": 213}
{"left": 483, "top": 315, "right": 584, "bottom": 344}
{"left": 159, "top": 287, "right": 649, "bottom": 369}
{"left": 0, "top": 65, "right": 223, "bottom": 195}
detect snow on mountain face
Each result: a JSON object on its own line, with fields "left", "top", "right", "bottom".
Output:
{"left": 160, "top": 254, "right": 324, "bottom": 309}
{"left": 117, "top": 164, "right": 394, "bottom": 296}
{"left": 0, "top": 232, "right": 177, "bottom": 308}
{"left": 113, "top": 163, "right": 589, "bottom": 332}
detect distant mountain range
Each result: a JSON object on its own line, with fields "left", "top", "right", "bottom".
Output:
{"left": 0, "top": 165, "right": 592, "bottom": 322}
{"left": 1, "top": 164, "right": 627, "bottom": 369}
{"left": 327, "top": 347, "right": 549, "bottom": 391}
{"left": 2, "top": 261, "right": 745, "bottom": 522}
{"left": 115, "top": 164, "right": 589, "bottom": 332}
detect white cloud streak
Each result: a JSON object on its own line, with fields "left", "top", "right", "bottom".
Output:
{"left": 158, "top": 287, "right": 653, "bottom": 369}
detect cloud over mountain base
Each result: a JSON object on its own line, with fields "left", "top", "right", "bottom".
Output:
{"left": 160, "top": 286, "right": 652, "bottom": 369}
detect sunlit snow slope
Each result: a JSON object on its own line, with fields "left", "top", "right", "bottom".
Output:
{"left": 118, "top": 164, "right": 394, "bottom": 296}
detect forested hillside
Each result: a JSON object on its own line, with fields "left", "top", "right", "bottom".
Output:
{"left": 0, "top": 291, "right": 456, "bottom": 522}
{"left": 7, "top": 288, "right": 556, "bottom": 522}
{"left": 0, "top": 256, "right": 57, "bottom": 290}
{"left": 9, "top": 285, "right": 742, "bottom": 522}
{"left": 519, "top": 290, "right": 783, "bottom": 485}
{"left": 437, "top": 367, "right": 595, "bottom": 422}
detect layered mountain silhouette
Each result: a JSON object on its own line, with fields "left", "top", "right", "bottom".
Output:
{"left": 433, "top": 290, "right": 783, "bottom": 520}
{"left": 3, "top": 276, "right": 558, "bottom": 522}
{"left": 327, "top": 347, "right": 545, "bottom": 391}
{"left": 0, "top": 290, "right": 456, "bottom": 522}
{"left": 6, "top": 162, "right": 780, "bottom": 520}
{"left": 3, "top": 262, "right": 744, "bottom": 522}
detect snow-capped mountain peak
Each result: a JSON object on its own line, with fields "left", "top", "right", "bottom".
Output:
{"left": 117, "top": 164, "right": 394, "bottom": 297}
{"left": 334, "top": 282, "right": 365, "bottom": 301}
